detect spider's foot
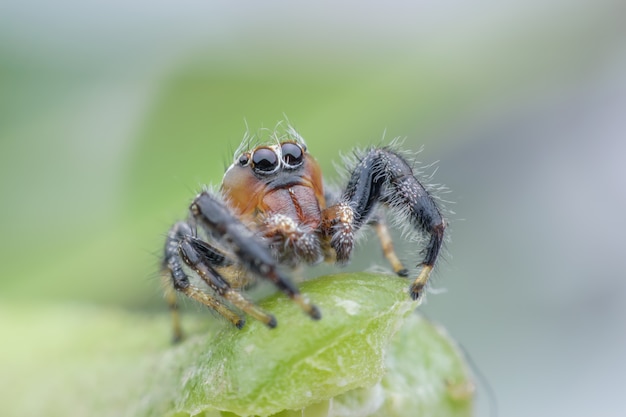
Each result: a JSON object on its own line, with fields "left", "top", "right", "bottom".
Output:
{"left": 309, "top": 304, "right": 322, "bottom": 320}
{"left": 410, "top": 265, "right": 432, "bottom": 301}
{"left": 410, "top": 282, "right": 425, "bottom": 301}
{"left": 235, "top": 317, "right": 247, "bottom": 329}
{"left": 293, "top": 294, "right": 322, "bottom": 320}
{"left": 266, "top": 315, "right": 277, "bottom": 329}
{"left": 242, "top": 308, "right": 275, "bottom": 328}
{"left": 244, "top": 306, "right": 277, "bottom": 329}
{"left": 396, "top": 268, "right": 409, "bottom": 278}
{"left": 169, "top": 304, "right": 184, "bottom": 344}
{"left": 171, "top": 331, "right": 184, "bottom": 345}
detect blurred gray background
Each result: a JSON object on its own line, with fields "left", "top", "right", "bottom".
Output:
{"left": 1, "top": 1, "right": 625, "bottom": 416}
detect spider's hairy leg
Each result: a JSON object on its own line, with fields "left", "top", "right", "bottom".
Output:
{"left": 190, "top": 191, "right": 322, "bottom": 321}
{"left": 162, "top": 221, "right": 190, "bottom": 342}
{"left": 392, "top": 172, "right": 445, "bottom": 301}
{"left": 369, "top": 214, "right": 409, "bottom": 277}
{"left": 342, "top": 147, "right": 446, "bottom": 301}
{"left": 161, "top": 273, "right": 183, "bottom": 343}
{"left": 163, "top": 222, "right": 244, "bottom": 342}
{"left": 178, "top": 236, "right": 277, "bottom": 328}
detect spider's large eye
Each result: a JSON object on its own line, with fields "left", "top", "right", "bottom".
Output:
{"left": 251, "top": 147, "right": 279, "bottom": 173}
{"left": 281, "top": 142, "right": 304, "bottom": 167}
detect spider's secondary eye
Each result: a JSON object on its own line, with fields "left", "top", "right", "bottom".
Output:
{"left": 238, "top": 153, "right": 250, "bottom": 166}
{"left": 251, "top": 147, "right": 279, "bottom": 173}
{"left": 281, "top": 142, "right": 303, "bottom": 167}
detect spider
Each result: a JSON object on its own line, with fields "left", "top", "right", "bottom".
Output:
{"left": 162, "top": 126, "right": 445, "bottom": 342}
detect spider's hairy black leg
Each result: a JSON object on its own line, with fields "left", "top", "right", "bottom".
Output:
{"left": 178, "top": 237, "right": 276, "bottom": 328}
{"left": 368, "top": 213, "right": 409, "bottom": 277}
{"left": 342, "top": 147, "right": 446, "bottom": 300}
{"left": 190, "top": 191, "right": 322, "bottom": 321}
{"left": 162, "top": 221, "right": 190, "bottom": 342}
{"left": 163, "top": 222, "right": 243, "bottom": 341}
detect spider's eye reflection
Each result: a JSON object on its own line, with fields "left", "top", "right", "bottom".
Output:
{"left": 281, "top": 142, "right": 303, "bottom": 167}
{"left": 252, "top": 147, "right": 279, "bottom": 172}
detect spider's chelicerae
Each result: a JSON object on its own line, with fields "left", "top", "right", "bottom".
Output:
{"left": 162, "top": 126, "right": 446, "bottom": 341}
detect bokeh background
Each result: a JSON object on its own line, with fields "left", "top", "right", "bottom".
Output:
{"left": 1, "top": 1, "right": 625, "bottom": 416}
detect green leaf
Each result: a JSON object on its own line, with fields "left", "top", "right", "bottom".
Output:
{"left": 138, "top": 273, "right": 474, "bottom": 417}
{"left": 1, "top": 273, "right": 473, "bottom": 417}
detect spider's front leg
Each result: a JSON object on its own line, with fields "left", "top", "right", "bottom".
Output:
{"left": 162, "top": 221, "right": 246, "bottom": 342}
{"left": 326, "top": 147, "right": 445, "bottom": 300}
{"left": 190, "top": 191, "right": 322, "bottom": 321}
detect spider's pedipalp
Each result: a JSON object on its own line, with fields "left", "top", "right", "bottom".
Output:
{"left": 321, "top": 202, "right": 354, "bottom": 263}
{"left": 263, "top": 213, "right": 323, "bottom": 265}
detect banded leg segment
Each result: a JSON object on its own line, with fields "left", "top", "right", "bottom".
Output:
{"left": 161, "top": 273, "right": 184, "bottom": 343}
{"left": 178, "top": 237, "right": 277, "bottom": 328}
{"left": 163, "top": 222, "right": 243, "bottom": 341}
{"left": 369, "top": 214, "right": 409, "bottom": 277}
{"left": 341, "top": 147, "right": 445, "bottom": 300}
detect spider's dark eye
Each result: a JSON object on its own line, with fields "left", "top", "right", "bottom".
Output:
{"left": 251, "top": 147, "right": 279, "bottom": 173}
{"left": 281, "top": 142, "right": 303, "bottom": 167}
{"left": 238, "top": 153, "right": 250, "bottom": 166}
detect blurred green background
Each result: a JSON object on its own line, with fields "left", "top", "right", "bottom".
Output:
{"left": 1, "top": 1, "right": 625, "bottom": 416}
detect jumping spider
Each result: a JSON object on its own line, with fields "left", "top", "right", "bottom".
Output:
{"left": 162, "top": 126, "right": 445, "bottom": 341}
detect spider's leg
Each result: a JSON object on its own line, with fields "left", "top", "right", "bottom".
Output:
{"left": 368, "top": 213, "right": 409, "bottom": 277}
{"left": 163, "top": 221, "right": 243, "bottom": 342}
{"left": 161, "top": 273, "right": 183, "bottom": 342}
{"left": 178, "top": 236, "right": 277, "bottom": 328}
{"left": 341, "top": 147, "right": 445, "bottom": 300}
{"left": 190, "top": 191, "right": 321, "bottom": 321}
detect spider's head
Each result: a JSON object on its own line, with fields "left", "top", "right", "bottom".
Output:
{"left": 222, "top": 140, "right": 325, "bottom": 216}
